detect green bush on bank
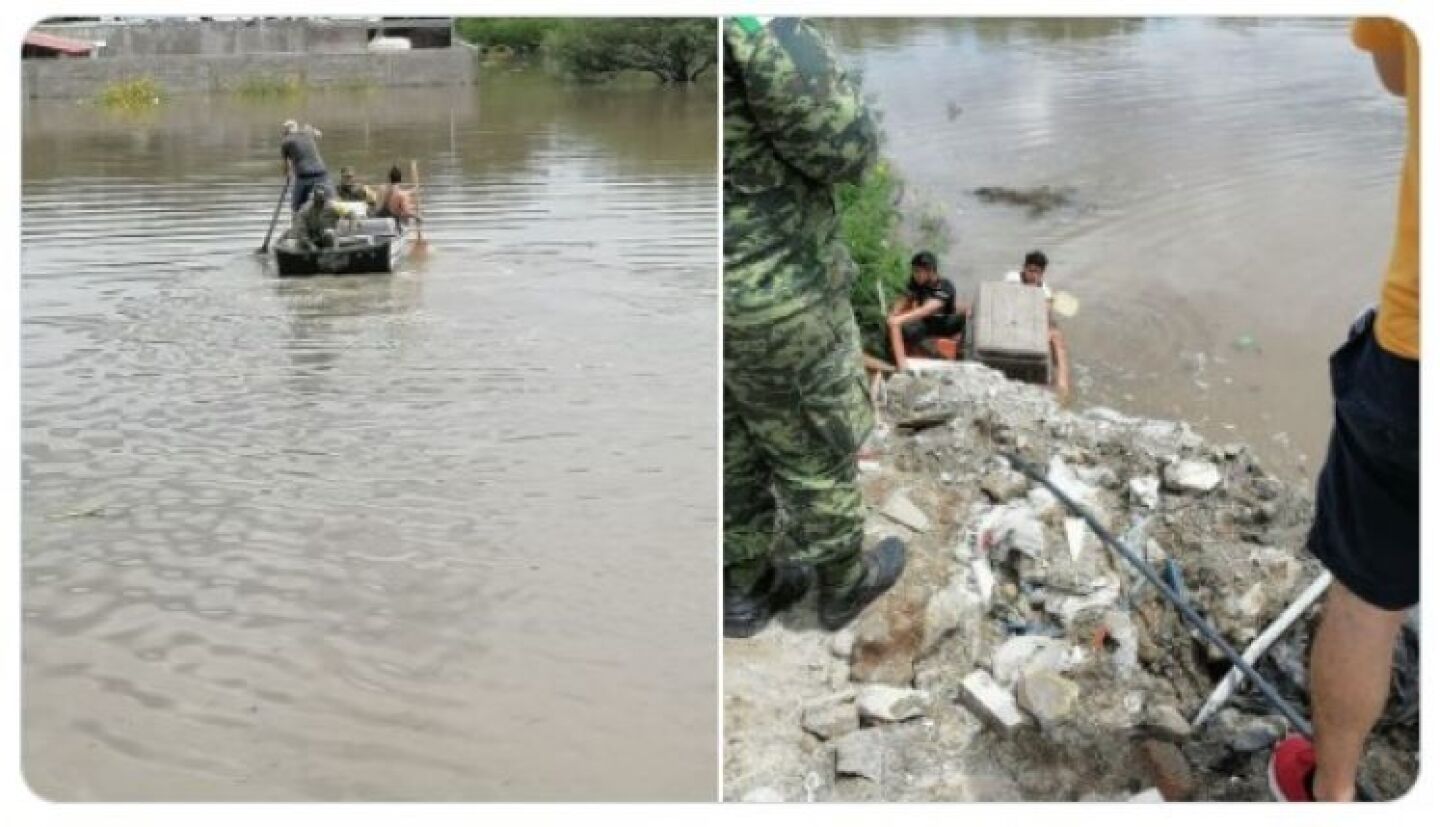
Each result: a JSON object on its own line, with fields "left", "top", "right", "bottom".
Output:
{"left": 838, "top": 161, "right": 910, "bottom": 354}
{"left": 95, "top": 76, "right": 163, "bottom": 109}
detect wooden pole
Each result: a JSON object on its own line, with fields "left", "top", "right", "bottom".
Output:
{"left": 410, "top": 159, "right": 425, "bottom": 243}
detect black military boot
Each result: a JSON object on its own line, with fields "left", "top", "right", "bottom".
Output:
{"left": 724, "top": 563, "right": 814, "bottom": 639}
{"left": 817, "top": 537, "right": 906, "bottom": 631}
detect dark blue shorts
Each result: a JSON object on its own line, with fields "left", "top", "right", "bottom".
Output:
{"left": 291, "top": 172, "right": 331, "bottom": 212}
{"left": 1308, "top": 309, "right": 1419, "bottom": 610}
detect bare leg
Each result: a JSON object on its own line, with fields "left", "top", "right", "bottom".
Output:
{"left": 1309, "top": 580, "right": 1406, "bottom": 801}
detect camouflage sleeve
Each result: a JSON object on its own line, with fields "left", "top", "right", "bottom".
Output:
{"left": 725, "top": 17, "right": 878, "bottom": 184}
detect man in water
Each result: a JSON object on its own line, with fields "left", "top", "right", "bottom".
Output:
{"left": 281, "top": 120, "right": 330, "bottom": 212}
{"left": 1269, "top": 17, "right": 1418, "bottom": 803}
{"left": 293, "top": 187, "right": 341, "bottom": 251}
{"left": 886, "top": 250, "right": 965, "bottom": 369}
{"left": 1004, "top": 249, "right": 1053, "bottom": 300}
{"left": 723, "top": 17, "right": 905, "bottom": 639}
{"left": 374, "top": 165, "right": 417, "bottom": 223}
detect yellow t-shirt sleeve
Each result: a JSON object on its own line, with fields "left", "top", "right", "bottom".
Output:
{"left": 1352, "top": 17, "right": 1406, "bottom": 54}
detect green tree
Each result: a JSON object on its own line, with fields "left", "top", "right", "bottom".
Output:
{"left": 455, "top": 18, "right": 567, "bottom": 53}
{"left": 546, "top": 19, "right": 716, "bottom": 83}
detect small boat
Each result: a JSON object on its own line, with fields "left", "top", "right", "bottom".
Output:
{"left": 272, "top": 214, "right": 414, "bottom": 277}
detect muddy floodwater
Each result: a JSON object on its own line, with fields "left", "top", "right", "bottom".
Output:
{"left": 827, "top": 18, "right": 1403, "bottom": 482}
{"left": 22, "top": 68, "right": 716, "bottom": 800}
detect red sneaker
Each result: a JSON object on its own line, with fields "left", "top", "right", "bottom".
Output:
{"left": 1268, "top": 735, "right": 1317, "bottom": 802}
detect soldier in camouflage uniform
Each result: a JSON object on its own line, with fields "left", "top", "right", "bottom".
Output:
{"left": 724, "top": 17, "right": 905, "bottom": 638}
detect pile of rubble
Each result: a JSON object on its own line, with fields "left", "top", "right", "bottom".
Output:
{"left": 723, "top": 363, "right": 1418, "bottom": 802}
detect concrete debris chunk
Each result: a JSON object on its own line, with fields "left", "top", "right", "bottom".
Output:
{"left": 1143, "top": 705, "right": 1193, "bottom": 742}
{"left": 1163, "top": 459, "right": 1222, "bottom": 493}
{"left": 801, "top": 691, "right": 860, "bottom": 741}
{"left": 991, "top": 635, "right": 1070, "bottom": 687}
{"left": 1016, "top": 668, "right": 1081, "bottom": 728}
{"left": 833, "top": 728, "right": 885, "bottom": 782}
{"left": 981, "top": 467, "right": 1029, "bottom": 502}
{"left": 957, "top": 669, "right": 1027, "bottom": 732}
{"left": 1128, "top": 476, "right": 1161, "bottom": 509}
{"left": 856, "top": 685, "right": 931, "bottom": 723}
{"left": 880, "top": 490, "right": 931, "bottom": 533}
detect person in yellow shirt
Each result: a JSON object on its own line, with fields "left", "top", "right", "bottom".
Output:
{"left": 1269, "top": 17, "right": 1419, "bottom": 803}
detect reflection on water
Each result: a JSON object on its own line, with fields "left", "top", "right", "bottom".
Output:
{"left": 22, "top": 67, "right": 716, "bottom": 800}
{"left": 828, "top": 18, "right": 1402, "bottom": 481}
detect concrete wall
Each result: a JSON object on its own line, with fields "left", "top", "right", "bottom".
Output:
{"left": 32, "top": 19, "right": 373, "bottom": 56}
{"left": 22, "top": 46, "right": 478, "bottom": 100}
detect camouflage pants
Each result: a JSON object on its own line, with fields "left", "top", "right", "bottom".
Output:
{"left": 724, "top": 295, "right": 873, "bottom": 591}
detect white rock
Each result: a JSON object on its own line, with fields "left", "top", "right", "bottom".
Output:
{"left": 1064, "top": 518, "right": 1086, "bottom": 561}
{"left": 1163, "top": 460, "right": 1222, "bottom": 493}
{"left": 1047, "top": 456, "right": 1098, "bottom": 506}
{"left": 970, "top": 556, "right": 996, "bottom": 606}
{"left": 991, "top": 635, "right": 1070, "bottom": 687}
{"left": 856, "top": 685, "right": 931, "bottom": 723}
{"left": 881, "top": 491, "right": 931, "bottom": 533}
{"left": 957, "top": 670, "right": 1027, "bottom": 732}
{"left": 1128, "top": 788, "right": 1165, "bottom": 802}
{"left": 1128, "top": 476, "right": 1161, "bottom": 510}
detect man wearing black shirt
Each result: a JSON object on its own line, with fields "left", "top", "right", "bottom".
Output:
{"left": 886, "top": 251, "right": 966, "bottom": 370}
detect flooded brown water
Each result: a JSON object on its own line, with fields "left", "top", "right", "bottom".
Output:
{"left": 827, "top": 18, "right": 1404, "bottom": 482}
{"left": 22, "top": 68, "right": 717, "bottom": 800}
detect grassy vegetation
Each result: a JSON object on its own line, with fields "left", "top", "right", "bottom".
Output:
{"left": 232, "top": 73, "right": 304, "bottom": 99}
{"left": 838, "top": 161, "right": 910, "bottom": 354}
{"left": 95, "top": 76, "right": 163, "bottom": 109}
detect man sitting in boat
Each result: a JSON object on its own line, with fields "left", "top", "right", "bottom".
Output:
{"left": 281, "top": 120, "right": 330, "bottom": 213}
{"left": 293, "top": 187, "right": 342, "bottom": 250}
{"left": 335, "top": 166, "right": 373, "bottom": 205}
{"left": 373, "top": 165, "right": 417, "bottom": 222}
{"left": 886, "top": 251, "right": 967, "bottom": 368}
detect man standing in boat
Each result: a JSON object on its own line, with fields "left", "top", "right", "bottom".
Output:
{"left": 723, "top": 17, "right": 906, "bottom": 639}
{"left": 281, "top": 120, "right": 330, "bottom": 213}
